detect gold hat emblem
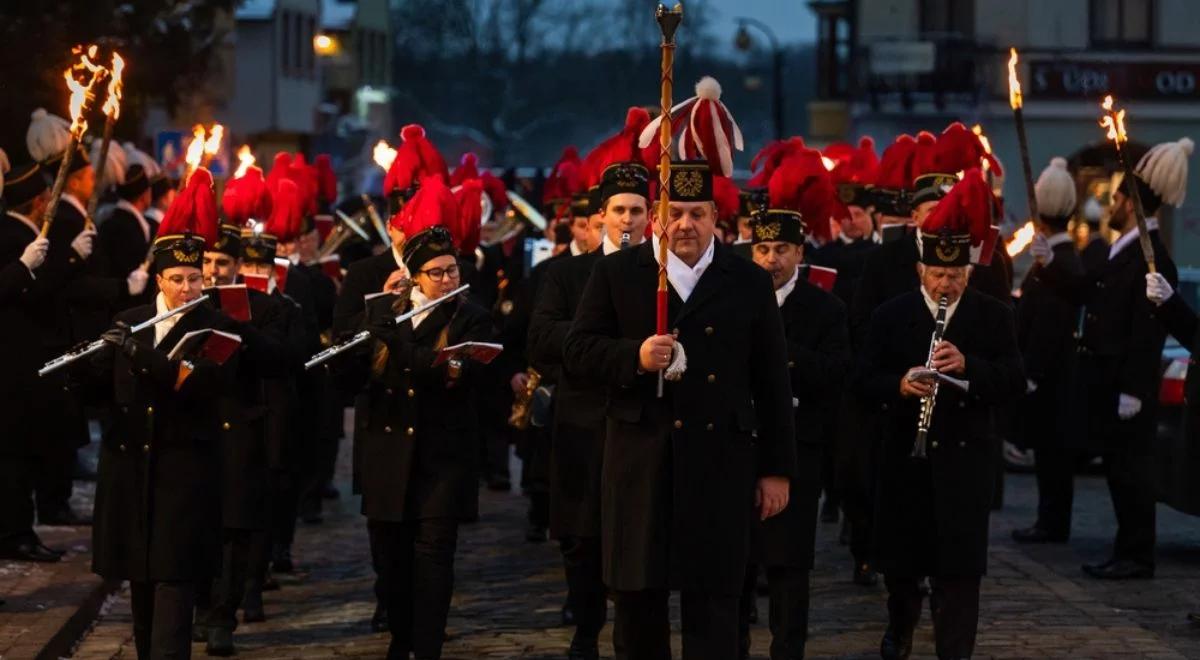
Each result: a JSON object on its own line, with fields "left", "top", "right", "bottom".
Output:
{"left": 934, "top": 239, "right": 961, "bottom": 263}
{"left": 673, "top": 169, "right": 704, "bottom": 198}
{"left": 754, "top": 221, "right": 782, "bottom": 241}
{"left": 174, "top": 249, "right": 200, "bottom": 264}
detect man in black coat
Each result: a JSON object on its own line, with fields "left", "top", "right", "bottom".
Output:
{"left": 528, "top": 164, "right": 646, "bottom": 659}
{"left": 1012, "top": 157, "right": 1085, "bottom": 545}
{"left": 739, "top": 206, "right": 851, "bottom": 660}
{"left": 564, "top": 160, "right": 796, "bottom": 660}
{"left": 1031, "top": 148, "right": 1184, "bottom": 580}
{"left": 856, "top": 172, "right": 1025, "bottom": 659}
{"left": 98, "top": 163, "right": 156, "bottom": 309}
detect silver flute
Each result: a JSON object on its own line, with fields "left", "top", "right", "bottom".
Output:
{"left": 305, "top": 284, "right": 470, "bottom": 370}
{"left": 912, "top": 294, "right": 949, "bottom": 459}
{"left": 39, "top": 294, "right": 211, "bottom": 377}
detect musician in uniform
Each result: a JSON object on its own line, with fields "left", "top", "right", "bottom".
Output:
{"left": 528, "top": 160, "right": 650, "bottom": 659}
{"left": 1011, "top": 157, "right": 1084, "bottom": 545}
{"left": 343, "top": 224, "right": 491, "bottom": 660}
{"left": 856, "top": 170, "right": 1024, "bottom": 659}
{"left": 739, "top": 177, "right": 851, "bottom": 660}
{"left": 1030, "top": 138, "right": 1187, "bottom": 580}
{"left": 564, "top": 159, "right": 796, "bottom": 659}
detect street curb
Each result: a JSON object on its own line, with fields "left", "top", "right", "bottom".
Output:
{"left": 36, "top": 577, "right": 121, "bottom": 660}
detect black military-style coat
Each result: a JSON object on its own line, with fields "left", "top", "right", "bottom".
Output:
{"left": 807, "top": 237, "right": 879, "bottom": 308}
{"left": 856, "top": 289, "right": 1024, "bottom": 578}
{"left": 332, "top": 249, "right": 402, "bottom": 338}
{"left": 97, "top": 205, "right": 153, "bottom": 309}
{"left": 45, "top": 197, "right": 131, "bottom": 346}
{"left": 1016, "top": 239, "right": 1083, "bottom": 448}
{"left": 564, "top": 240, "right": 796, "bottom": 596}
{"left": 1041, "top": 229, "right": 1177, "bottom": 452}
{"left": 347, "top": 293, "right": 492, "bottom": 522}
{"left": 91, "top": 303, "right": 237, "bottom": 582}
{"left": 1081, "top": 234, "right": 1110, "bottom": 274}
{"left": 754, "top": 277, "right": 851, "bottom": 569}
{"left": 528, "top": 248, "right": 605, "bottom": 538}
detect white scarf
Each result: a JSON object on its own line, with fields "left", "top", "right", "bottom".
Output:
{"left": 920, "top": 286, "right": 961, "bottom": 328}
{"left": 651, "top": 232, "right": 715, "bottom": 302}
{"left": 570, "top": 240, "right": 585, "bottom": 256}
{"left": 775, "top": 266, "right": 800, "bottom": 308}
{"left": 409, "top": 287, "right": 434, "bottom": 329}
{"left": 153, "top": 292, "right": 195, "bottom": 347}
{"left": 1109, "top": 217, "right": 1158, "bottom": 260}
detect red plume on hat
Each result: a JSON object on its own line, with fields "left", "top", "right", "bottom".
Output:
{"left": 265, "top": 152, "right": 293, "bottom": 195}
{"left": 796, "top": 176, "right": 846, "bottom": 244}
{"left": 937, "top": 122, "right": 1003, "bottom": 177}
{"left": 583, "top": 107, "right": 652, "bottom": 188}
{"left": 392, "top": 173, "right": 457, "bottom": 237}
{"left": 223, "top": 166, "right": 273, "bottom": 227}
{"left": 766, "top": 148, "right": 842, "bottom": 243}
{"left": 921, "top": 168, "right": 995, "bottom": 249}
{"left": 287, "top": 153, "right": 319, "bottom": 217}
{"left": 748, "top": 137, "right": 807, "bottom": 188}
{"left": 314, "top": 154, "right": 337, "bottom": 207}
{"left": 384, "top": 124, "right": 449, "bottom": 196}
{"left": 159, "top": 168, "right": 219, "bottom": 245}
{"left": 451, "top": 178, "right": 484, "bottom": 255}
{"left": 875, "top": 134, "right": 918, "bottom": 191}
{"left": 712, "top": 175, "right": 741, "bottom": 228}
{"left": 543, "top": 146, "right": 583, "bottom": 208}
{"left": 265, "top": 178, "right": 304, "bottom": 242}
{"left": 639, "top": 76, "right": 744, "bottom": 177}
{"left": 824, "top": 137, "right": 879, "bottom": 186}
{"left": 909, "top": 131, "right": 942, "bottom": 182}
{"left": 450, "top": 152, "right": 480, "bottom": 187}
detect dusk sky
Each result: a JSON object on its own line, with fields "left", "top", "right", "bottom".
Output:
{"left": 706, "top": 0, "right": 818, "bottom": 48}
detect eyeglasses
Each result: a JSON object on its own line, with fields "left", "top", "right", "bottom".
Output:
{"left": 417, "top": 264, "right": 460, "bottom": 281}
{"left": 164, "top": 273, "right": 204, "bottom": 287}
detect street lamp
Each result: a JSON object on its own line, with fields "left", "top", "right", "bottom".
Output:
{"left": 735, "top": 17, "right": 784, "bottom": 140}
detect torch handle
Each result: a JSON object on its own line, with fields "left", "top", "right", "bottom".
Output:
{"left": 86, "top": 116, "right": 117, "bottom": 227}
{"left": 1013, "top": 107, "right": 1039, "bottom": 222}
{"left": 1114, "top": 141, "right": 1158, "bottom": 274}
{"left": 40, "top": 137, "right": 80, "bottom": 238}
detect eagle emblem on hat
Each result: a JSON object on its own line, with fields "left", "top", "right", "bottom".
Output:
{"left": 754, "top": 221, "right": 782, "bottom": 241}
{"left": 673, "top": 169, "right": 704, "bottom": 198}
{"left": 174, "top": 249, "right": 201, "bottom": 264}
{"left": 934, "top": 238, "right": 961, "bottom": 264}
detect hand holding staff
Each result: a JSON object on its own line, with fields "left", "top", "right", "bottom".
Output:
{"left": 654, "top": 3, "right": 683, "bottom": 398}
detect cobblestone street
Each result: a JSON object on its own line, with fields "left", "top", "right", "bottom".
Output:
{"left": 59, "top": 437, "right": 1200, "bottom": 660}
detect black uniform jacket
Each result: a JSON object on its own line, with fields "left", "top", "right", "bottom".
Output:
{"left": 563, "top": 240, "right": 797, "bottom": 595}
{"left": 754, "top": 277, "right": 850, "bottom": 569}
{"left": 347, "top": 293, "right": 493, "bottom": 523}
{"left": 856, "top": 289, "right": 1024, "bottom": 577}
{"left": 332, "top": 250, "right": 401, "bottom": 338}
{"left": 90, "top": 303, "right": 238, "bottom": 582}
{"left": 527, "top": 248, "right": 604, "bottom": 538}
{"left": 97, "top": 204, "right": 153, "bottom": 308}
{"left": 807, "top": 237, "right": 878, "bottom": 308}
{"left": 1040, "top": 229, "right": 1177, "bottom": 452}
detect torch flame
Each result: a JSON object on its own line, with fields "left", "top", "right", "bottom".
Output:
{"left": 64, "top": 44, "right": 107, "bottom": 137}
{"left": 373, "top": 139, "right": 397, "bottom": 172}
{"left": 101, "top": 52, "right": 124, "bottom": 120}
{"left": 1008, "top": 47, "right": 1022, "bottom": 110}
{"left": 972, "top": 124, "right": 993, "bottom": 172}
{"left": 184, "top": 124, "right": 206, "bottom": 173}
{"left": 1006, "top": 221, "right": 1036, "bottom": 257}
{"left": 1100, "top": 95, "right": 1127, "bottom": 143}
{"left": 204, "top": 124, "right": 224, "bottom": 157}
{"left": 234, "top": 145, "right": 256, "bottom": 179}
{"left": 821, "top": 156, "right": 836, "bottom": 172}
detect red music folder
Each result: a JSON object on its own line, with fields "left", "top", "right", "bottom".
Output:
{"left": 215, "top": 284, "right": 251, "bottom": 322}
{"left": 167, "top": 329, "right": 242, "bottom": 365}
{"left": 243, "top": 274, "right": 270, "bottom": 294}
{"left": 432, "top": 341, "right": 504, "bottom": 367}
{"left": 807, "top": 265, "right": 838, "bottom": 293}
{"left": 319, "top": 255, "right": 343, "bottom": 281}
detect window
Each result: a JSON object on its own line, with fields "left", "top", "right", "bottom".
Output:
{"left": 919, "top": 0, "right": 974, "bottom": 37}
{"left": 1091, "top": 0, "right": 1153, "bottom": 47}
{"left": 281, "top": 11, "right": 291, "bottom": 74}
{"left": 305, "top": 15, "right": 317, "bottom": 76}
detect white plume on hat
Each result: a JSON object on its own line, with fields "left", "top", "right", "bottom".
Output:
{"left": 90, "top": 138, "right": 127, "bottom": 188}
{"left": 0, "top": 148, "right": 10, "bottom": 199}
{"left": 1136, "top": 137, "right": 1193, "bottom": 207}
{"left": 637, "top": 75, "right": 745, "bottom": 177}
{"left": 1083, "top": 197, "right": 1103, "bottom": 223}
{"left": 1034, "top": 157, "right": 1076, "bottom": 219}
{"left": 123, "top": 141, "right": 161, "bottom": 179}
{"left": 26, "top": 108, "right": 71, "bottom": 164}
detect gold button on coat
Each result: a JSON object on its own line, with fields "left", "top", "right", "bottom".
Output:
{"left": 406, "top": 427, "right": 415, "bottom": 436}
{"left": 673, "top": 420, "right": 683, "bottom": 429}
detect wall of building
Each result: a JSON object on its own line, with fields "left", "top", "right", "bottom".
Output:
{"left": 856, "top": 0, "right": 918, "bottom": 41}
{"left": 227, "top": 21, "right": 275, "bottom": 134}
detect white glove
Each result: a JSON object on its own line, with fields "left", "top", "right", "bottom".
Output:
{"left": 663, "top": 341, "right": 687, "bottom": 382}
{"left": 1029, "top": 234, "right": 1054, "bottom": 266}
{"left": 71, "top": 229, "right": 96, "bottom": 260}
{"left": 19, "top": 236, "right": 49, "bottom": 271}
{"left": 1118, "top": 393, "right": 1142, "bottom": 421}
{"left": 1145, "top": 272, "right": 1174, "bottom": 306}
{"left": 1026, "top": 379, "right": 1038, "bottom": 394}
{"left": 126, "top": 268, "right": 149, "bottom": 296}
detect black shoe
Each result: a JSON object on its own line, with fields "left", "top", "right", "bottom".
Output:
{"left": 206, "top": 627, "right": 235, "bottom": 656}
{"left": 560, "top": 602, "right": 575, "bottom": 627}
{"left": 0, "top": 540, "right": 62, "bottom": 562}
{"left": 320, "top": 483, "right": 340, "bottom": 500}
{"left": 39, "top": 507, "right": 92, "bottom": 526}
{"left": 272, "top": 546, "right": 293, "bottom": 573}
{"left": 821, "top": 499, "right": 839, "bottom": 524}
{"left": 242, "top": 584, "right": 265, "bottom": 623}
{"left": 525, "top": 523, "right": 548, "bottom": 543}
{"left": 853, "top": 562, "right": 878, "bottom": 587}
{"left": 1082, "top": 559, "right": 1154, "bottom": 580}
{"left": 1011, "top": 526, "right": 1068, "bottom": 543}
{"left": 567, "top": 637, "right": 599, "bottom": 660}
{"left": 879, "top": 627, "right": 913, "bottom": 660}
{"left": 371, "top": 602, "right": 389, "bottom": 633}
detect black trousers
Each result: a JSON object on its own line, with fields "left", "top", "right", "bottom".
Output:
{"left": 612, "top": 589, "right": 739, "bottom": 660}
{"left": 202, "top": 530, "right": 254, "bottom": 631}
{"left": 369, "top": 517, "right": 459, "bottom": 660}
{"left": 1033, "top": 445, "right": 1076, "bottom": 537}
{"left": 130, "top": 580, "right": 196, "bottom": 660}
{"left": 738, "top": 564, "right": 810, "bottom": 660}
{"left": 561, "top": 535, "right": 607, "bottom": 643}
{"left": 34, "top": 444, "right": 75, "bottom": 519}
{"left": 0, "top": 456, "right": 36, "bottom": 545}
{"left": 885, "top": 575, "right": 980, "bottom": 659}
{"left": 1104, "top": 446, "right": 1156, "bottom": 566}
{"left": 270, "top": 468, "right": 298, "bottom": 551}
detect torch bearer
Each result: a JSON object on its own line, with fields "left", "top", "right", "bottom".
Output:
{"left": 86, "top": 51, "right": 125, "bottom": 227}
{"left": 41, "top": 46, "right": 107, "bottom": 238}
{"left": 1008, "top": 48, "right": 1039, "bottom": 224}
{"left": 1100, "top": 95, "right": 1156, "bottom": 273}
{"left": 655, "top": 3, "right": 683, "bottom": 398}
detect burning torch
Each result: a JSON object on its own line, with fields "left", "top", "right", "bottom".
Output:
{"left": 86, "top": 51, "right": 125, "bottom": 226}
{"left": 42, "top": 45, "right": 107, "bottom": 237}
{"left": 1008, "top": 48, "right": 1039, "bottom": 225}
{"left": 1100, "top": 95, "right": 1156, "bottom": 273}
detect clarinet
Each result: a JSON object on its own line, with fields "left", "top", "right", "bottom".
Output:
{"left": 620, "top": 232, "right": 631, "bottom": 249}
{"left": 912, "top": 294, "right": 949, "bottom": 459}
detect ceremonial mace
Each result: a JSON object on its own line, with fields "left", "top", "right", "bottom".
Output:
{"left": 1007, "top": 48, "right": 1038, "bottom": 226}
{"left": 1100, "top": 95, "right": 1156, "bottom": 273}
{"left": 42, "top": 46, "right": 108, "bottom": 238}
{"left": 86, "top": 52, "right": 125, "bottom": 226}
{"left": 654, "top": 2, "right": 683, "bottom": 398}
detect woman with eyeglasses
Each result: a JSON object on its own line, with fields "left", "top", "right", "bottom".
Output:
{"left": 343, "top": 226, "right": 493, "bottom": 660}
